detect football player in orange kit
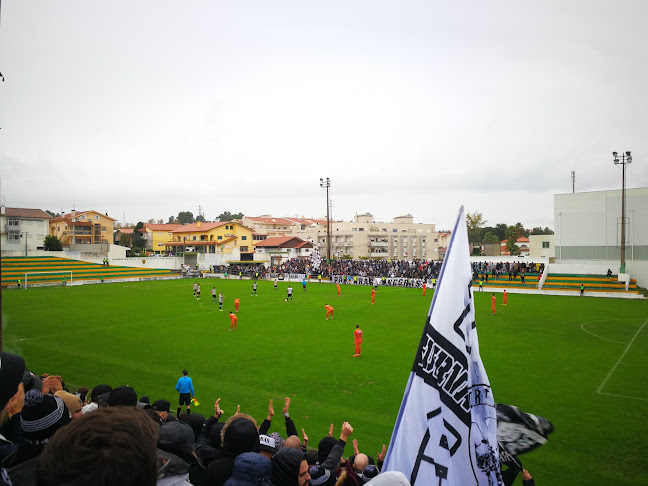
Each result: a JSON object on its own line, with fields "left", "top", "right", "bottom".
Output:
{"left": 325, "top": 304, "right": 334, "bottom": 320}
{"left": 371, "top": 288, "right": 375, "bottom": 305}
{"left": 229, "top": 311, "right": 238, "bottom": 330}
{"left": 354, "top": 325, "right": 363, "bottom": 357}
{"left": 337, "top": 283, "right": 341, "bottom": 296}
{"left": 234, "top": 298, "right": 240, "bottom": 312}
{"left": 491, "top": 293, "right": 496, "bottom": 316}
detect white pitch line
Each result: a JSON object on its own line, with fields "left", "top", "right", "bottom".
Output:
{"left": 598, "top": 391, "right": 648, "bottom": 402}
{"left": 580, "top": 320, "right": 630, "bottom": 345}
{"left": 596, "top": 318, "right": 648, "bottom": 396}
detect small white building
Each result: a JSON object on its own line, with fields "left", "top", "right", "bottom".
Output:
{"left": 1, "top": 207, "right": 52, "bottom": 256}
{"left": 253, "top": 236, "right": 314, "bottom": 267}
{"left": 529, "top": 234, "right": 555, "bottom": 259}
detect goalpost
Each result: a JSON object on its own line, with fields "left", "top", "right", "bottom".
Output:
{"left": 24, "top": 271, "right": 73, "bottom": 288}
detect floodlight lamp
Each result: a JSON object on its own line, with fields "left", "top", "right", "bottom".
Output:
{"left": 625, "top": 151, "right": 631, "bottom": 157}
{"left": 627, "top": 154, "right": 632, "bottom": 163}
{"left": 612, "top": 151, "right": 618, "bottom": 157}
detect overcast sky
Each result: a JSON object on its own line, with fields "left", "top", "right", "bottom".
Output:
{"left": 1, "top": 1, "right": 646, "bottom": 230}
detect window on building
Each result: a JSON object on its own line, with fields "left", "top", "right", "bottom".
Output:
{"left": 218, "top": 236, "right": 222, "bottom": 240}
{"left": 192, "top": 236, "right": 196, "bottom": 241}
{"left": 434, "top": 238, "right": 438, "bottom": 242}
{"left": 358, "top": 228, "right": 364, "bottom": 231}
{"left": 240, "top": 246, "right": 248, "bottom": 252}
{"left": 8, "top": 231, "right": 20, "bottom": 241}
{"left": 392, "top": 229, "right": 397, "bottom": 232}
{"left": 542, "top": 241, "right": 550, "bottom": 248}
{"left": 8, "top": 218, "right": 19, "bottom": 227}
{"left": 242, "top": 236, "right": 247, "bottom": 240}
{"left": 352, "top": 228, "right": 357, "bottom": 231}
{"left": 95, "top": 215, "right": 100, "bottom": 220}
{"left": 101, "top": 226, "right": 106, "bottom": 231}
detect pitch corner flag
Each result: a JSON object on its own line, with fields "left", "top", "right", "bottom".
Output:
{"left": 383, "top": 206, "right": 502, "bottom": 485}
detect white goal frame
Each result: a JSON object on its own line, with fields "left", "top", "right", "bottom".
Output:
{"left": 24, "top": 271, "right": 73, "bottom": 288}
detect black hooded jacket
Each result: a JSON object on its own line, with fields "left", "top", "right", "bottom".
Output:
{"left": 204, "top": 416, "right": 259, "bottom": 486}
{"left": 271, "top": 447, "right": 306, "bottom": 486}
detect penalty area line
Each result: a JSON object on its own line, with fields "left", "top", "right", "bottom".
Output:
{"left": 596, "top": 318, "right": 648, "bottom": 397}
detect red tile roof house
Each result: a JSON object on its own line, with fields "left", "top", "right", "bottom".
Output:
{"left": 500, "top": 236, "right": 530, "bottom": 256}
{"left": 1, "top": 207, "right": 52, "bottom": 254}
{"left": 253, "top": 236, "right": 314, "bottom": 266}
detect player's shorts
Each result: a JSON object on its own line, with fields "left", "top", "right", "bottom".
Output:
{"left": 179, "top": 393, "right": 191, "bottom": 406}
{"left": 287, "top": 293, "right": 293, "bottom": 297}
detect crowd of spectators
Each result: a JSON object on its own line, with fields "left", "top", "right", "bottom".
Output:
{"left": 472, "top": 261, "right": 544, "bottom": 283}
{"left": 216, "top": 260, "right": 443, "bottom": 281}
{"left": 0, "top": 352, "right": 536, "bottom": 486}
{"left": 207, "top": 259, "right": 546, "bottom": 289}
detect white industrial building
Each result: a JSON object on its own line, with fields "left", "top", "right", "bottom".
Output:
{"left": 554, "top": 187, "right": 648, "bottom": 287}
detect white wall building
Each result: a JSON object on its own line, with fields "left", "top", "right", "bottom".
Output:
{"left": 554, "top": 187, "right": 648, "bottom": 286}
{"left": 253, "top": 236, "right": 314, "bottom": 266}
{"left": 1, "top": 207, "right": 52, "bottom": 256}
{"left": 529, "top": 234, "right": 555, "bottom": 259}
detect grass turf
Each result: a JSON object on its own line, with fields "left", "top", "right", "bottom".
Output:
{"left": 2, "top": 278, "right": 647, "bottom": 485}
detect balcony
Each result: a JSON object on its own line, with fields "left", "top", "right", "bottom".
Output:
{"left": 370, "top": 252, "right": 388, "bottom": 258}
{"left": 369, "top": 241, "right": 388, "bottom": 247}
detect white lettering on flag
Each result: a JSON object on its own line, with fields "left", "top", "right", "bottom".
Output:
{"left": 383, "top": 206, "right": 502, "bottom": 485}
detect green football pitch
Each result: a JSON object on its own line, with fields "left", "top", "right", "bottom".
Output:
{"left": 2, "top": 278, "right": 647, "bottom": 485}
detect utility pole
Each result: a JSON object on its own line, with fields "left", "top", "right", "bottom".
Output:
{"left": 612, "top": 151, "right": 632, "bottom": 274}
{"left": 319, "top": 177, "right": 331, "bottom": 261}
{"left": 571, "top": 170, "right": 575, "bottom": 193}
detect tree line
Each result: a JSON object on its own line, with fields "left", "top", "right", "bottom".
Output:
{"left": 465, "top": 211, "right": 553, "bottom": 256}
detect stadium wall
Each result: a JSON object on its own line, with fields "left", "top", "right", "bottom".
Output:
{"left": 554, "top": 187, "right": 648, "bottom": 287}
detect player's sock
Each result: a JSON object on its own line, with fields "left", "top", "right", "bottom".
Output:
{"left": 187, "top": 409, "right": 191, "bottom": 415}
{"left": 177, "top": 407, "right": 181, "bottom": 418}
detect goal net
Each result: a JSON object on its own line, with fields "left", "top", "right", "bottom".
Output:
{"left": 24, "top": 271, "right": 73, "bottom": 288}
